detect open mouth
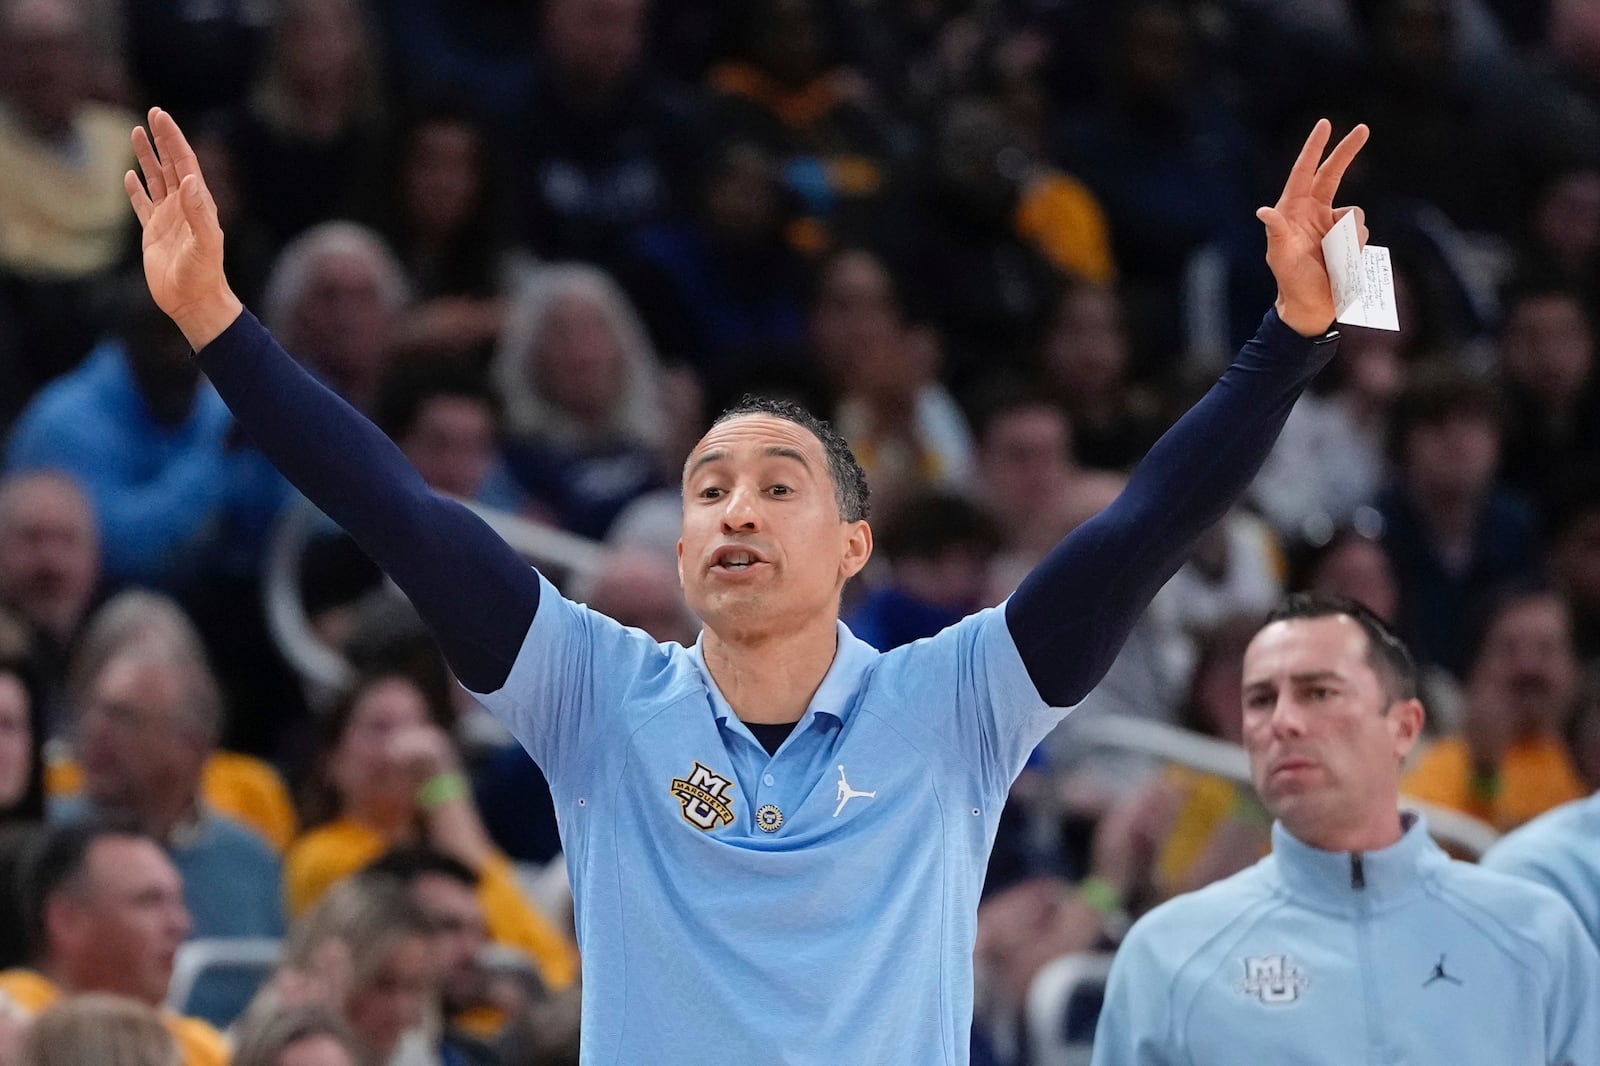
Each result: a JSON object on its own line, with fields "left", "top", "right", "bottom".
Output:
{"left": 710, "top": 547, "right": 767, "bottom": 572}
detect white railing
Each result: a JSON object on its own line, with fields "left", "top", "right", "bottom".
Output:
{"left": 1070, "top": 714, "right": 1500, "bottom": 858}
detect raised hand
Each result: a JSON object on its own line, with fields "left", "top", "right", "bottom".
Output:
{"left": 124, "top": 107, "right": 242, "bottom": 350}
{"left": 1256, "top": 119, "right": 1371, "bottom": 337}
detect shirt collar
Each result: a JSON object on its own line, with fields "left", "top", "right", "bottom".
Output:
{"left": 691, "top": 620, "right": 879, "bottom": 731}
{"left": 1270, "top": 811, "right": 1445, "bottom": 913}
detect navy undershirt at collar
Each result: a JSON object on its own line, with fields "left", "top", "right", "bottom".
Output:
{"left": 744, "top": 720, "right": 799, "bottom": 756}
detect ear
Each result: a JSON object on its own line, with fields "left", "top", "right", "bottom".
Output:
{"left": 676, "top": 537, "right": 685, "bottom": 587}
{"left": 839, "top": 520, "right": 873, "bottom": 582}
{"left": 1389, "top": 697, "right": 1425, "bottom": 762}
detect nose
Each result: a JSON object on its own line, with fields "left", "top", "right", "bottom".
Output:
{"left": 1268, "top": 696, "right": 1308, "bottom": 740}
{"left": 720, "top": 484, "right": 761, "bottom": 533}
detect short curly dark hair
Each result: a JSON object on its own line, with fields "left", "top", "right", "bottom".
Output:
{"left": 701, "top": 396, "right": 871, "bottom": 522}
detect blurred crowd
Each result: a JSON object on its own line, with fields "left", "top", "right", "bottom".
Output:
{"left": 1, "top": 0, "right": 1600, "bottom": 1062}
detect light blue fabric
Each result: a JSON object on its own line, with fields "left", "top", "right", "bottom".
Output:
{"left": 1091, "top": 815, "right": 1600, "bottom": 1066}
{"left": 5, "top": 340, "right": 287, "bottom": 586}
{"left": 1482, "top": 790, "right": 1600, "bottom": 950}
{"left": 472, "top": 572, "right": 1066, "bottom": 1065}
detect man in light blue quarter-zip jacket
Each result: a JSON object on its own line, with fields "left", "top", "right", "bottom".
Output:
{"left": 1482, "top": 789, "right": 1600, "bottom": 949}
{"left": 1092, "top": 594, "right": 1600, "bottom": 1066}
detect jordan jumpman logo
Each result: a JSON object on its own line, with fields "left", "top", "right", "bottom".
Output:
{"left": 833, "top": 765, "right": 877, "bottom": 817}
{"left": 1423, "top": 954, "right": 1462, "bottom": 987}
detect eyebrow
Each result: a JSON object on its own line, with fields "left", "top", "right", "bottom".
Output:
{"left": 1243, "top": 669, "right": 1346, "bottom": 691}
{"left": 686, "top": 445, "right": 813, "bottom": 477}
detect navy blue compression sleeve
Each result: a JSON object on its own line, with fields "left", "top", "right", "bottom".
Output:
{"left": 1005, "top": 309, "right": 1339, "bottom": 707}
{"left": 197, "top": 310, "right": 539, "bottom": 695}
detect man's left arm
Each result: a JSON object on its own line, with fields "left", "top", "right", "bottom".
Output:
{"left": 1006, "top": 311, "right": 1337, "bottom": 706}
{"left": 1006, "top": 118, "right": 1368, "bottom": 708}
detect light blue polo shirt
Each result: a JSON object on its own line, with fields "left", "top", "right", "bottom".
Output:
{"left": 472, "top": 572, "right": 1065, "bottom": 1065}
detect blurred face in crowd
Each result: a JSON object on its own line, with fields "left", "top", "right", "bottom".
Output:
{"left": 1553, "top": 507, "right": 1600, "bottom": 615}
{"left": 0, "top": 473, "right": 98, "bottom": 642}
{"left": 705, "top": 143, "right": 782, "bottom": 245}
{"left": 1402, "top": 411, "right": 1499, "bottom": 504}
{"left": 50, "top": 836, "right": 191, "bottom": 1006}
{"left": 0, "top": 670, "right": 31, "bottom": 809}
{"left": 276, "top": 0, "right": 366, "bottom": 106}
{"left": 531, "top": 290, "right": 625, "bottom": 424}
{"left": 1306, "top": 534, "right": 1400, "bottom": 625}
{"left": 330, "top": 676, "right": 431, "bottom": 821}
{"left": 1500, "top": 293, "right": 1594, "bottom": 408}
{"left": 1120, "top": 1, "right": 1192, "bottom": 108}
{"left": 344, "top": 934, "right": 434, "bottom": 1059}
{"left": 292, "top": 249, "right": 393, "bottom": 396}
{"left": 584, "top": 549, "right": 699, "bottom": 646}
{"left": 409, "top": 872, "right": 489, "bottom": 1014}
{"left": 1242, "top": 615, "right": 1422, "bottom": 851}
{"left": 1042, "top": 286, "right": 1129, "bottom": 401}
{"left": 0, "top": 0, "right": 89, "bottom": 134}
{"left": 542, "top": 0, "right": 646, "bottom": 94}
{"left": 399, "top": 395, "right": 496, "bottom": 501}
{"left": 402, "top": 119, "right": 481, "bottom": 244}
{"left": 679, "top": 416, "right": 870, "bottom": 640}
{"left": 276, "top": 1035, "right": 357, "bottom": 1066}
{"left": 1469, "top": 594, "right": 1580, "bottom": 739}
{"left": 1534, "top": 170, "right": 1600, "bottom": 270}
{"left": 78, "top": 653, "right": 210, "bottom": 819}
{"left": 745, "top": 0, "right": 824, "bottom": 88}
{"left": 810, "top": 250, "right": 900, "bottom": 382}
{"left": 978, "top": 404, "right": 1074, "bottom": 529}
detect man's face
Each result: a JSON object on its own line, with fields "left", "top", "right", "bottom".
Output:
{"left": 1469, "top": 596, "right": 1580, "bottom": 737}
{"left": 0, "top": 476, "right": 98, "bottom": 641}
{"left": 1403, "top": 413, "right": 1499, "bottom": 502}
{"left": 53, "top": 836, "right": 191, "bottom": 1005}
{"left": 1242, "top": 616, "right": 1421, "bottom": 846}
{"left": 400, "top": 395, "right": 496, "bottom": 500}
{"left": 0, "top": 673, "right": 31, "bottom": 810}
{"left": 410, "top": 872, "right": 488, "bottom": 1013}
{"left": 810, "top": 251, "right": 900, "bottom": 381}
{"left": 542, "top": 0, "right": 646, "bottom": 93}
{"left": 77, "top": 656, "right": 207, "bottom": 816}
{"left": 679, "top": 415, "right": 870, "bottom": 638}
{"left": 978, "top": 406, "right": 1073, "bottom": 523}
{"left": 1, "top": 0, "right": 89, "bottom": 133}
{"left": 294, "top": 252, "right": 391, "bottom": 388}
{"left": 1502, "top": 294, "right": 1593, "bottom": 405}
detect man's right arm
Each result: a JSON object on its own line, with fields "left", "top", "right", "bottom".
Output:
{"left": 200, "top": 310, "right": 538, "bottom": 695}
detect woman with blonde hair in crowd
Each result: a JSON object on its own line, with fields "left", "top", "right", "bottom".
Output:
{"left": 491, "top": 263, "right": 670, "bottom": 539}
{"left": 244, "top": 876, "right": 436, "bottom": 1066}
{"left": 16, "top": 993, "right": 179, "bottom": 1066}
{"left": 232, "top": 1004, "right": 362, "bottom": 1066}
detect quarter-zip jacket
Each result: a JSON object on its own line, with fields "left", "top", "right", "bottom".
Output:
{"left": 1092, "top": 814, "right": 1600, "bottom": 1065}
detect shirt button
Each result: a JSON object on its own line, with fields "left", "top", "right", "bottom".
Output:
{"left": 762, "top": 773, "right": 776, "bottom": 787}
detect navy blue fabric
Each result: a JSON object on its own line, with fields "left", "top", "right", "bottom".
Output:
{"left": 198, "top": 306, "right": 1333, "bottom": 707}
{"left": 1005, "top": 309, "right": 1338, "bottom": 707}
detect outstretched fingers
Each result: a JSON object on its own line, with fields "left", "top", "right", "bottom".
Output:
{"left": 1310, "top": 124, "right": 1370, "bottom": 204}
{"left": 131, "top": 124, "right": 167, "bottom": 202}
{"left": 124, "top": 169, "right": 152, "bottom": 226}
{"left": 149, "top": 107, "right": 204, "bottom": 188}
{"left": 1277, "top": 118, "right": 1332, "bottom": 202}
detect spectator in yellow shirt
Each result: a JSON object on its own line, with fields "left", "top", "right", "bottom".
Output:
{"left": 1404, "top": 586, "right": 1588, "bottom": 830}
{"left": 287, "top": 672, "right": 578, "bottom": 992}
{"left": 0, "top": 822, "right": 229, "bottom": 1066}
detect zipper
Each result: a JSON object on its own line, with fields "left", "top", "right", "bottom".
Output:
{"left": 1351, "top": 851, "right": 1366, "bottom": 889}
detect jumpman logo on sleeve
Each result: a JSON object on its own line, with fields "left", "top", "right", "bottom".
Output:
{"left": 833, "top": 765, "right": 877, "bottom": 817}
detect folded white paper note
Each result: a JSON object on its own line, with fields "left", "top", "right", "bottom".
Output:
{"left": 1320, "top": 210, "right": 1399, "bottom": 331}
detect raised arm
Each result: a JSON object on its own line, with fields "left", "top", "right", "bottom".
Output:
{"left": 125, "top": 108, "right": 538, "bottom": 694}
{"left": 1006, "top": 119, "right": 1369, "bottom": 706}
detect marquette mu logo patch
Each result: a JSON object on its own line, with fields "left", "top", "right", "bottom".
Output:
{"left": 670, "top": 761, "right": 737, "bottom": 831}
{"left": 1237, "top": 954, "right": 1309, "bottom": 1005}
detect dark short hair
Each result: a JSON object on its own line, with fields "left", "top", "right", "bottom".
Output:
{"left": 1387, "top": 365, "right": 1501, "bottom": 462}
{"left": 18, "top": 821, "right": 153, "bottom": 962}
{"left": 879, "top": 494, "right": 999, "bottom": 562}
{"left": 1263, "top": 592, "right": 1418, "bottom": 702}
{"left": 365, "top": 845, "right": 480, "bottom": 890}
{"left": 705, "top": 397, "right": 871, "bottom": 522}
{"left": 374, "top": 357, "right": 501, "bottom": 442}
